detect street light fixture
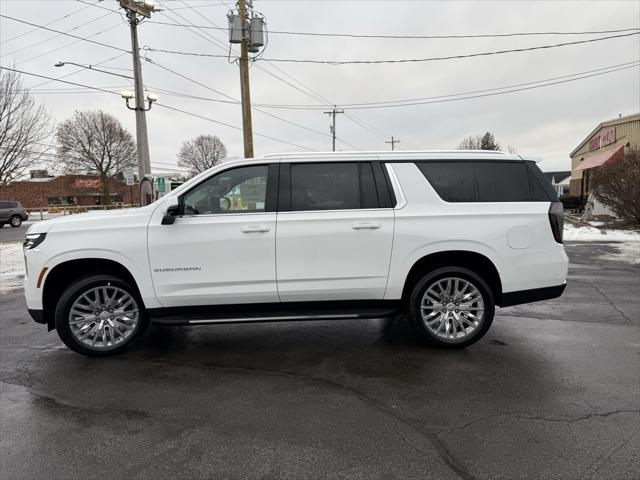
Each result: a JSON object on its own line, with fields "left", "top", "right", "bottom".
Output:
{"left": 120, "top": 91, "right": 159, "bottom": 112}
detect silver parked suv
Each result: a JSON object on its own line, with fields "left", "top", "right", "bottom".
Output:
{"left": 0, "top": 200, "right": 29, "bottom": 228}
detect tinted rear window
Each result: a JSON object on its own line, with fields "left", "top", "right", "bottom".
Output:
{"left": 417, "top": 161, "right": 553, "bottom": 202}
{"left": 416, "top": 162, "right": 476, "bottom": 202}
{"left": 476, "top": 162, "right": 530, "bottom": 201}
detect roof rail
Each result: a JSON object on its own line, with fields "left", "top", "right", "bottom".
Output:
{"left": 263, "top": 150, "right": 508, "bottom": 158}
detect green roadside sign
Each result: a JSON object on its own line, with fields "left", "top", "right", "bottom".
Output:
{"left": 157, "top": 176, "right": 165, "bottom": 193}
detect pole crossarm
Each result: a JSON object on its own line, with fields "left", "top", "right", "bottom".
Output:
{"left": 385, "top": 136, "right": 400, "bottom": 150}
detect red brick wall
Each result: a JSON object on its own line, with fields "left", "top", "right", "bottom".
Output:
{"left": 0, "top": 175, "right": 140, "bottom": 208}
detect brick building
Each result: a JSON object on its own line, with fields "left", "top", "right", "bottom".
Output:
{"left": 0, "top": 173, "right": 139, "bottom": 208}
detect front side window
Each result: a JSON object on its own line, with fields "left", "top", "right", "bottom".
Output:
{"left": 290, "top": 163, "right": 361, "bottom": 211}
{"left": 182, "top": 165, "right": 268, "bottom": 215}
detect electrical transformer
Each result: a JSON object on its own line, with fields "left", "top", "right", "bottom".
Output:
{"left": 228, "top": 14, "right": 243, "bottom": 44}
{"left": 249, "top": 17, "right": 265, "bottom": 47}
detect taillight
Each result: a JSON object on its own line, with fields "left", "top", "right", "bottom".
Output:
{"left": 548, "top": 202, "right": 563, "bottom": 244}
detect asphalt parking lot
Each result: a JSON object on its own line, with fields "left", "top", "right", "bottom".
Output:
{"left": 0, "top": 242, "right": 638, "bottom": 480}
{"left": 0, "top": 223, "right": 29, "bottom": 243}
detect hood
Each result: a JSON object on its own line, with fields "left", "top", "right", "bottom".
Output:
{"left": 26, "top": 205, "right": 157, "bottom": 235}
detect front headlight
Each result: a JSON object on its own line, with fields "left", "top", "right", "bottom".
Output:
{"left": 23, "top": 233, "right": 46, "bottom": 250}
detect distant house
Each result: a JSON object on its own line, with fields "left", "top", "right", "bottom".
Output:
{"left": 542, "top": 171, "right": 571, "bottom": 196}
{"left": 0, "top": 171, "right": 139, "bottom": 208}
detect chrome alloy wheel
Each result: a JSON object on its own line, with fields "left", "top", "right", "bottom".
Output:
{"left": 68, "top": 285, "right": 140, "bottom": 351}
{"left": 420, "top": 277, "right": 485, "bottom": 341}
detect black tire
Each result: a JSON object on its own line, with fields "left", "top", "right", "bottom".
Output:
{"left": 54, "top": 274, "right": 149, "bottom": 357}
{"left": 9, "top": 215, "right": 22, "bottom": 227}
{"left": 407, "top": 266, "right": 495, "bottom": 348}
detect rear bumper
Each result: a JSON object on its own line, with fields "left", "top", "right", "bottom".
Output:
{"left": 28, "top": 308, "right": 45, "bottom": 324}
{"left": 498, "top": 283, "right": 566, "bottom": 308}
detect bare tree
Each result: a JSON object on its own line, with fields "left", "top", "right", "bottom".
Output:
{"left": 57, "top": 110, "right": 136, "bottom": 204}
{"left": 0, "top": 68, "right": 52, "bottom": 184}
{"left": 591, "top": 148, "right": 640, "bottom": 223}
{"left": 458, "top": 134, "right": 483, "bottom": 150}
{"left": 457, "top": 131, "right": 502, "bottom": 151}
{"left": 178, "top": 135, "right": 227, "bottom": 176}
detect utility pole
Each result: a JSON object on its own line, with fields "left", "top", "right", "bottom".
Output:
{"left": 118, "top": 0, "right": 154, "bottom": 206}
{"left": 323, "top": 106, "right": 344, "bottom": 152}
{"left": 238, "top": 0, "right": 254, "bottom": 158}
{"left": 386, "top": 136, "right": 400, "bottom": 151}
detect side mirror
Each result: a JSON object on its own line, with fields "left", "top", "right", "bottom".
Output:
{"left": 161, "top": 197, "right": 179, "bottom": 225}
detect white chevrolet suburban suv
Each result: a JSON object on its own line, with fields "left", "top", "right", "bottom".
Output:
{"left": 23, "top": 151, "right": 568, "bottom": 356}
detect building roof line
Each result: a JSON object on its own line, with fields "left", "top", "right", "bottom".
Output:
{"left": 570, "top": 112, "right": 640, "bottom": 157}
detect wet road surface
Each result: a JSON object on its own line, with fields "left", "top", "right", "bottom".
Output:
{"left": 1, "top": 242, "right": 638, "bottom": 479}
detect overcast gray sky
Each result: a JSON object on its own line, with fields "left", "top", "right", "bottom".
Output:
{"left": 1, "top": 0, "right": 639, "bottom": 174}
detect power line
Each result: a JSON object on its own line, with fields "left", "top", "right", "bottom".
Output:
{"left": 252, "top": 60, "right": 639, "bottom": 110}
{"left": 341, "top": 63, "right": 640, "bottom": 109}
{"left": 144, "top": 58, "right": 338, "bottom": 143}
{"left": 0, "top": 66, "right": 122, "bottom": 95}
{"left": 15, "top": 23, "right": 125, "bottom": 67}
{"left": 1, "top": 11, "right": 114, "bottom": 59}
{"left": 149, "top": 3, "right": 357, "bottom": 148}
{"left": 146, "top": 21, "right": 640, "bottom": 40}
{"left": 0, "top": 15, "right": 130, "bottom": 54}
{"left": 145, "top": 31, "right": 640, "bottom": 65}
{"left": 153, "top": 2, "right": 377, "bottom": 146}
{"left": 0, "top": 66, "right": 317, "bottom": 153}
{"left": 155, "top": 104, "right": 317, "bottom": 152}
{"left": 0, "top": 3, "right": 92, "bottom": 45}
{"left": 19, "top": 60, "right": 638, "bottom": 114}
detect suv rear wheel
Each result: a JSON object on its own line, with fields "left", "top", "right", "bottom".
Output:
{"left": 9, "top": 215, "right": 22, "bottom": 227}
{"left": 407, "top": 266, "right": 494, "bottom": 348}
{"left": 54, "top": 275, "right": 148, "bottom": 356}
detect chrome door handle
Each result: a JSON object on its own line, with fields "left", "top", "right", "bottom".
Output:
{"left": 351, "top": 222, "right": 381, "bottom": 230}
{"left": 241, "top": 225, "right": 271, "bottom": 233}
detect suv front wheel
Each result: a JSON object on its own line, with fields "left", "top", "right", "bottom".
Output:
{"left": 407, "top": 267, "right": 495, "bottom": 348}
{"left": 54, "top": 275, "right": 149, "bottom": 356}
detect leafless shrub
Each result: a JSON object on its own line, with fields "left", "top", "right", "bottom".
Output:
{"left": 591, "top": 148, "right": 640, "bottom": 223}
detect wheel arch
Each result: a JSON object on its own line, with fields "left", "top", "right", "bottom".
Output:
{"left": 401, "top": 250, "right": 503, "bottom": 305}
{"left": 42, "top": 258, "right": 142, "bottom": 331}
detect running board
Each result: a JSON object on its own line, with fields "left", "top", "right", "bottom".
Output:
{"left": 149, "top": 302, "right": 401, "bottom": 326}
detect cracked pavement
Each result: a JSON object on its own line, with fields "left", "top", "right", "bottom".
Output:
{"left": 1, "top": 242, "right": 639, "bottom": 479}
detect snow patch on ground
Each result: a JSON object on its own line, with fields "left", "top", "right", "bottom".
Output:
{"left": 0, "top": 242, "right": 25, "bottom": 293}
{"left": 599, "top": 243, "right": 640, "bottom": 265}
{"left": 564, "top": 224, "right": 640, "bottom": 242}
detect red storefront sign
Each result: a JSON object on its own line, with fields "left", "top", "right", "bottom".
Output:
{"left": 589, "top": 127, "right": 616, "bottom": 151}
